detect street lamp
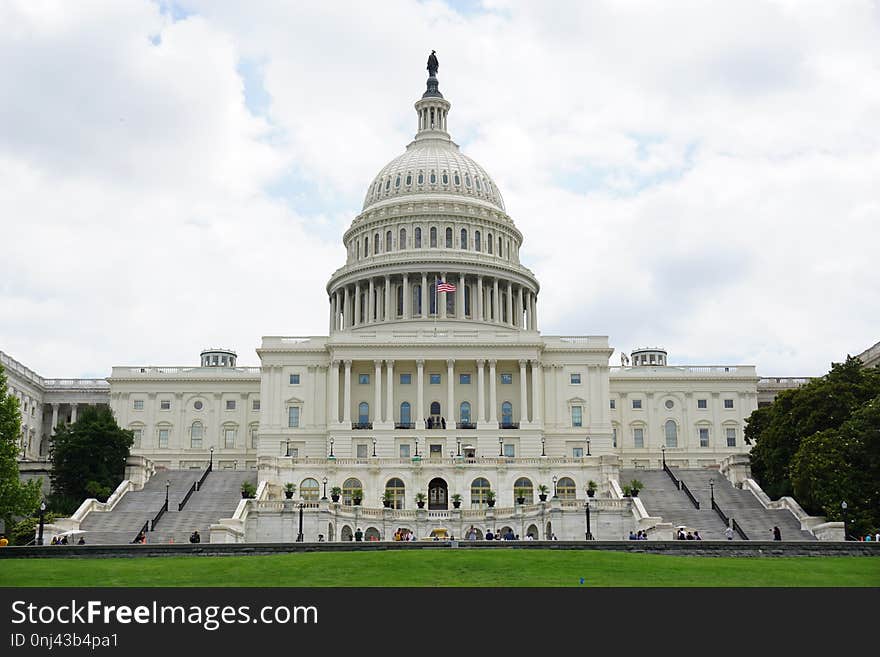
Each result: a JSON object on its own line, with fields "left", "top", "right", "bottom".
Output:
{"left": 541, "top": 435, "right": 546, "bottom": 457}
{"left": 414, "top": 438, "right": 419, "bottom": 458}
{"left": 456, "top": 437, "right": 461, "bottom": 457}
{"left": 209, "top": 446, "right": 214, "bottom": 471}
{"left": 661, "top": 444, "right": 666, "bottom": 468}
{"left": 322, "top": 476, "right": 328, "bottom": 500}
{"left": 372, "top": 437, "right": 377, "bottom": 457}
{"left": 709, "top": 480, "right": 715, "bottom": 507}
{"left": 286, "top": 437, "right": 291, "bottom": 457}
{"left": 329, "top": 436, "right": 335, "bottom": 458}
{"left": 499, "top": 436, "right": 504, "bottom": 457}
{"left": 297, "top": 503, "right": 304, "bottom": 542}
{"left": 165, "top": 479, "right": 171, "bottom": 510}
{"left": 841, "top": 501, "right": 848, "bottom": 541}
{"left": 37, "top": 501, "right": 47, "bottom": 546}
{"left": 552, "top": 475, "right": 558, "bottom": 499}
{"left": 584, "top": 496, "right": 593, "bottom": 541}
{"left": 586, "top": 437, "right": 591, "bottom": 457}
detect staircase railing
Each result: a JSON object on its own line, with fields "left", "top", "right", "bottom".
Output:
{"left": 133, "top": 521, "right": 149, "bottom": 544}
{"left": 150, "top": 499, "right": 168, "bottom": 531}
{"left": 711, "top": 498, "right": 749, "bottom": 540}
{"left": 663, "top": 462, "right": 679, "bottom": 486}
{"left": 197, "top": 463, "right": 211, "bottom": 491}
{"left": 732, "top": 518, "right": 749, "bottom": 541}
{"left": 178, "top": 481, "right": 197, "bottom": 511}
{"left": 680, "top": 480, "right": 700, "bottom": 509}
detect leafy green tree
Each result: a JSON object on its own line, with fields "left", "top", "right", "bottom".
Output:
{"left": 747, "top": 356, "right": 880, "bottom": 499}
{"left": 49, "top": 405, "right": 132, "bottom": 514}
{"left": 0, "top": 364, "right": 43, "bottom": 531}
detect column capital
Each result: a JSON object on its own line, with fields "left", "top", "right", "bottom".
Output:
{"left": 416, "top": 359, "right": 425, "bottom": 368}
{"left": 374, "top": 359, "right": 383, "bottom": 368}
{"left": 385, "top": 359, "right": 395, "bottom": 367}
{"left": 330, "top": 359, "right": 339, "bottom": 368}
{"left": 530, "top": 359, "right": 541, "bottom": 367}
{"left": 518, "top": 359, "right": 528, "bottom": 368}
{"left": 446, "top": 358, "right": 455, "bottom": 368}
{"left": 344, "top": 359, "right": 353, "bottom": 368}
{"left": 489, "top": 359, "right": 497, "bottom": 367}
{"left": 476, "top": 359, "right": 486, "bottom": 367}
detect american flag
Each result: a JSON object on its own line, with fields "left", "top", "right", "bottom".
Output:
{"left": 436, "top": 279, "right": 456, "bottom": 293}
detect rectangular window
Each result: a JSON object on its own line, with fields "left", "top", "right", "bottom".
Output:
{"left": 571, "top": 406, "right": 583, "bottom": 427}
{"left": 726, "top": 428, "right": 736, "bottom": 447}
{"left": 159, "top": 400, "right": 171, "bottom": 410}
{"left": 610, "top": 399, "right": 616, "bottom": 409}
{"left": 570, "top": 373, "right": 581, "bottom": 384}
{"left": 500, "top": 373, "right": 512, "bottom": 384}
{"left": 289, "top": 374, "right": 300, "bottom": 385}
{"left": 226, "top": 400, "right": 236, "bottom": 410}
{"left": 459, "top": 373, "right": 471, "bottom": 384}
{"left": 224, "top": 429, "right": 235, "bottom": 448}
{"left": 158, "top": 429, "right": 169, "bottom": 448}
{"left": 252, "top": 399, "right": 260, "bottom": 411}
{"left": 633, "top": 428, "right": 644, "bottom": 448}
{"left": 132, "top": 429, "right": 143, "bottom": 449}
{"left": 356, "top": 444, "right": 368, "bottom": 459}
{"left": 399, "top": 444, "right": 410, "bottom": 458}
{"left": 612, "top": 428, "right": 618, "bottom": 448}
{"left": 133, "top": 399, "right": 144, "bottom": 410}
{"left": 288, "top": 407, "right": 300, "bottom": 428}
{"left": 632, "top": 399, "right": 642, "bottom": 409}
{"left": 288, "top": 447, "right": 299, "bottom": 458}
{"left": 430, "top": 444, "right": 442, "bottom": 458}
{"left": 572, "top": 447, "right": 584, "bottom": 458}
{"left": 430, "top": 374, "right": 441, "bottom": 384}
{"left": 698, "top": 399, "right": 707, "bottom": 409}
{"left": 700, "top": 428, "right": 710, "bottom": 447}
{"left": 724, "top": 399, "right": 734, "bottom": 409}
{"left": 359, "top": 374, "right": 370, "bottom": 384}
{"left": 251, "top": 428, "right": 258, "bottom": 449}
{"left": 400, "top": 373, "right": 412, "bottom": 385}
{"left": 503, "top": 443, "right": 515, "bottom": 457}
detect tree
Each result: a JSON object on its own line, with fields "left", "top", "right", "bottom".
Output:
{"left": 49, "top": 405, "right": 132, "bottom": 514}
{"left": 0, "top": 364, "right": 42, "bottom": 531}
{"left": 747, "top": 356, "right": 880, "bottom": 499}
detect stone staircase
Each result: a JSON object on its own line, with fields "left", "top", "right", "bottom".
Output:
{"left": 150, "top": 471, "right": 257, "bottom": 544}
{"left": 621, "top": 469, "right": 732, "bottom": 540}
{"left": 671, "top": 468, "right": 816, "bottom": 541}
{"left": 78, "top": 470, "right": 199, "bottom": 544}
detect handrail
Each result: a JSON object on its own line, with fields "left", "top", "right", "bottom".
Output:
{"left": 711, "top": 498, "right": 748, "bottom": 540}
{"left": 133, "top": 521, "right": 149, "bottom": 543}
{"left": 663, "top": 462, "right": 679, "bottom": 486}
{"left": 197, "top": 462, "right": 212, "bottom": 490}
{"left": 178, "top": 481, "right": 197, "bottom": 511}
{"left": 732, "top": 518, "right": 749, "bottom": 541}
{"left": 680, "top": 480, "right": 700, "bottom": 509}
{"left": 150, "top": 499, "right": 168, "bottom": 531}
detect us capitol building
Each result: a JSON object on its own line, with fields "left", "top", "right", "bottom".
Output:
{"left": 10, "top": 58, "right": 845, "bottom": 542}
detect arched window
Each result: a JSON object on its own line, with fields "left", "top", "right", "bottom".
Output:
{"left": 501, "top": 401, "right": 513, "bottom": 426}
{"left": 430, "top": 227, "right": 437, "bottom": 248}
{"left": 405, "top": 173, "right": 412, "bottom": 186}
{"left": 413, "top": 284, "right": 422, "bottom": 315}
{"left": 476, "top": 177, "right": 482, "bottom": 191}
{"left": 429, "top": 281, "right": 437, "bottom": 315}
{"left": 498, "top": 237, "right": 503, "bottom": 257}
{"left": 386, "top": 478, "right": 405, "bottom": 509}
{"left": 394, "top": 175, "right": 401, "bottom": 188}
{"left": 557, "top": 477, "right": 576, "bottom": 500}
{"left": 364, "top": 236, "right": 369, "bottom": 256}
{"left": 386, "top": 231, "right": 392, "bottom": 251}
{"left": 190, "top": 421, "right": 203, "bottom": 449}
{"left": 465, "top": 173, "right": 471, "bottom": 187}
{"left": 514, "top": 477, "right": 533, "bottom": 504}
{"left": 399, "top": 228, "right": 406, "bottom": 249}
{"left": 374, "top": 233, "right": 380, "bottom": 254}
{"left": 445, "top": 227, "right": 453, "bottom": 248}
{"left": 470, "top": 477, "right": 490, "bottom": 507}
{"left": 415, "top": 227, "right": 421, "bottom": 248}
{"left": 665, "top": 420, "right": 678, "bottom": 448}
{"left": 358, "top": 402, "right": 369, "bottom": 424}
{"left": 384, "top": 178, "right": 390, "bottom": 191}
{"left": 460, "top": 228, "right": 468, "bottom": 249}
{"left": 400, "top": 402, "right": 411, "bottom": 426}
{"left": 430, "top": 401, "right": 441, "bottom": 416}
{"left": 429, "top": 171, "right": 436, "bottom": 184}
{"left": 418, "top": 171, "right": 424, "bottom": 184}
{"left": 342, "top": 478, "right": 363, "bottom": 506}
{"left": 442, "top": 172, "right": 449, "bottom": 185}
{"left": 464, "top": 285, "right": 471, "bottom": 316}
{"left": 454, "top": 172, "right": 461, "bottom": 185}
{"left": 488, "top": 233, "right": 493, "bottom": 254}
{"left": 460, "top": 401, "right": 471, "bottom": 424}
{"left": 356, "top": 241, "right": 360, "bottom": 259}
{"left": 301, "top": 478, "right": 320, "bottom": 501}
{"left": 397, "top": 285, "right": 403, "bottom": 316}
{"left": 475, "top": 231, "right": 481, "bottom": 251}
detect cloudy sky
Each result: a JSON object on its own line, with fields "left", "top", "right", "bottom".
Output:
{"left": 1, "top": 0, "right": 878, "bottom": 378}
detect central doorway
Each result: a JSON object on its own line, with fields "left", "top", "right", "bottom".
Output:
{"left": 428, "top": 477, "right": 448, "bottom": 510}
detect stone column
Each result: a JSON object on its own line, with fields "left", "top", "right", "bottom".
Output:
{"left": 374, "top": 360, "right": 382, "bottom": 425}
{"left": 531, "top": 293, "right": 538, "bottom": 330}
{"left": 70, "top": 403, "right": 78, "bottom": 423}
{"left": 343, "top": 360, "right": 352, "bottom": 424}
{"left": 516, "top": 286, "right": 523, "bottom": 328}
{"left": 51, "top": 403, "right": 59, "bottom": 435}
{"left": 489, "top": 359, "right": 498, "bottom": 423}
{"left": 476, "top": 276, "right": 484, "bottom": 321}
{"left": 343, "top": 286, "right": 350, "bottom": 329}
{"left": 386, "top": 360, "right": 394, "bottom": 424}
{"left": 519, "top": 360, "right": 528, "bottom": 424}
{"left": 416, "top": 360, "right": 425, "bottom": 426}
{"left": 447, "top": 359, "right": 455, "bottom": 426}
{"left": 531, "top": 360, "right": 542, "bottom": 424}
{"left": 402, "top": 274, "right": 409, "bottom": 319}
{"left": 369, "top": 278, "right": 376, "bottom": 323}
{"left": 421, "top": 273, "right": 428, "bottom": 318}
{"left": 329, "top": 294, "right": 335, "bottom": 333}
{"left": 493, "top": 278, "right": 500, "bottom": 322}
{"left": 459, "top": 273, "right": 465, "bottom": 318}
{"left": 477, "top": 359, "right": 486, "bottom": 424}
{"left": 329, "top": 361, "right": 340, "bottom": 424}
{"left": 440, "top": 272, "right": 447, "bottom": 319}
{"left": 506, "top": 283, "right": 514, "bottom": 326}
{"left": 384, "top": 275, "right": 391, "bottom": 321}
{"left": 354, "top": 283, "right": 361, "bottom": 326}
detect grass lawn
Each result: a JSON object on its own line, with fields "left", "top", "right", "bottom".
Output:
{"left": 2, "top": 550, "right": 878, "bottom": 587}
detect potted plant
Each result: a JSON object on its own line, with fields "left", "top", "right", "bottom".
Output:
{"left": 515, "top": 488, "right": 527, "bottom": 505}
{"left": 415, "top": 492, "right": 426, "bottom": 509}
{"left": 537, "top": 484, "right": 549, "bottom": 502}
{"left": 240, "top": 481, "right": 257, "bottom": 499}
{"left": 622, "top": 484, "right": 632, "bottom": 498}
{"left": 628, "top": 479, "right": 643, "bottom": 497}
{"left": 586, "top": 480, "right": 597, "bottom": 498}
{"left": 485, "top": 489, "right": 496, "bottom": 508}
{"left": 352, "top": 488, "right": 364, "bottom": 506}
{"left": 284, "top": 482, "right": 296, "bottom": 499}
{"left": 330, "top": 486, "right": 341, "bottom": 503}
{"left": 382, "top": 489, "right": 394, "bottom": 508}
{"left": 451, "top": 493, "right": 462, "bottom": 509}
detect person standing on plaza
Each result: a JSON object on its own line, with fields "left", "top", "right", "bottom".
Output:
{"left": 772, "top": 526, "right": 782, "bottom": 541}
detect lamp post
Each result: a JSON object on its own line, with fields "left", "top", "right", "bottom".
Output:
{"left": 165, "top": 479, "right": 171, "bottom": 510}
{"left": 329, "top": 436, "right": 334, "bottom": 458}
{"left": 372, "top": 437, "right": 377, "bottom": 457}
{"left": 709, "top": 480, "right": 715, "bottom": 507}
{"left": 499, "top": 436, "right": 504, "bottom": 457}
{"left": 414, "top": 438, "right": 419, "bottom": 458}
{"left": 584, "top": 496, "right": 593, "bottom": 541}
{"left": 297, "top": 503, "right": 304, "bottom": 542}
{"left": 37, "top": 501, "right": 46, "bottom": 546}
{"left": 286, "top": 437, "right": 291, "bottom": 457}
{"left": 841, "top": 501, "right": 848, "bottom": 541}
{"left": 541, "top": 435, "right": 546, "bottom": 457}
{"left": 322, "top": 476, "right": 328, "bottom": 500}
{"left": 552, "top": 475, "right": 558, "bottom": 499}
{"left": 209, "top": 446, "right": 214, "bottom": 471}
{"left": 586, "top": 437, "right": 591, "bottom": 457}
{"left": 661, "top": 444, "right": 666, "bottom": 468}
{"left": 456, "top": 437, "right": 461, "bottom": 457}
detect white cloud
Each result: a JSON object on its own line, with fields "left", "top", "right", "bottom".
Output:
{"left": 1, "top": 0, "right": 878, "bottom": 377}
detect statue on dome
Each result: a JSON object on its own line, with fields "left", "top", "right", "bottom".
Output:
{"left": 427, "top": 50, "right": 439, "bottom": 77}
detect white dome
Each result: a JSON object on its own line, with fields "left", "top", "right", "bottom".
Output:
{"left": 362, "top": 138, "right": 505, "bottom": 212}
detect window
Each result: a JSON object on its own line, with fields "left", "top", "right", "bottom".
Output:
{"left": 356, "top": 444, "right": 368, "bottom": 459}
{"left": 471, "top": 477, "right": 491, "bottom": 507}
{"left": 359, "top": 374, "right": 370, "bottom": 384}
{"left": 399, "top": 444, "right": 410, "bottom": 458}
{"left": 430, "top": 374, "right": 441, "bottom": 384}
{"left": 252, "top": 399, "right": 260, "bottom": 411}
{"left": 430, "top": 401, "right": 441, "bottom": 416}
{"left": 406, "top": 174, "right": 412, "bottom": 186}
{"left": 633, "top": 427, "right": 644, "bottom": 448}
{"left": 632, "top": 399, "right": 642, "bottom": 409}
{"left": 442, "top": 172, "right": 449, "bottom": 184}
{"left": 358, "top": 402, "right": 369, "bottom": 424}
{"left": 374, "top": 232, "right": 379, "bottom": 253}
{"left": 430, "top": 227, "right": 437, "bottom": 247}
{"left": 430, "top": 171, "right": 437, "bottom": 184}
{"left": 194, "top": 400, "right": 203, "bottom": 411}
{"left": 397, "top": 285, "right": 404, "bottom": 316}
{"left": 400, "top": 373, "right": 412, "bottom": 385}
{"left": 665, "top": 399, "right": 674, "bottom": 409}
{"left": 460, "top": 401, "right": 471, "bottom": 423}
{"left": 475, "top": 231, "right": 481, "bottom": 251}
{"left": 459, "top": 373, "right": 471, "bottom": 384}
{"left": 724, "top": 399, "right": 734, "bottom": 409}
{"left": 400, "top": 402, "right": 411, "bottom": 425}
{"left": 665, "top": 420, "right": 678, "bottom": 448}
{"left": 386, "top": 478, "right": 406, "bottom": 509}
{"left": 513, "top": 477, "right": 532, "bottom": 503}
{"left": 300, "top": 478, "right": 319, "bottom": 501}
{"left": 610, "top": 399, "right": 616, "bottom": 409}
{"left": 693, "top": 427, "right": 707, "bottom": 448}
{"left": 415, "top": 227, "right": 421, "bottom": 248}
{"left": 500, "top": 373, "right": 512, "bottom": 384}
{"left": 159, "top": 400, "right": 171, "bottom": 410}
{"left": 250, "top": 427, "right": 258, "bottom": 449}
{"left": 399, "top": 228, "right": 406, "bottom": 249}
{"left": 386, "top": 231, "right": 392, "bottom": 251}
{"left": 224, "top": 428, "right": 236, "bottom": 448}
{"left": 557, "top": 477, "right": 576, "bottom": 500}
{"left": 697, "top": 399, "right": 707, "bottom": 409}
{"left": 132, "top": 429, "right": 143, "bottom": 449}
{"left": 570, "top": 373, "right": 581, "bottom": 384}
{"left": 454, "top": 172, "right": 460, "bottom": 185}
{"left": 190, "top": 422, "right": 203, "bottom": 449}
{"left": 430, "top": 444, "right": 442, "bottom": 458}
{"left": 133, "top": 399, "right": 144, "bottom": 410}
{"left": 418, "top": 171, "right": 424, "bottom": 184}
{"left": 343, "top": 478, "right": 363, "bottom": 506}
{"left": 288, "top": 407, "right": 300, "bottom": 428}
{"left": 573, "top": 447, "right": 584, "bottom": 458}
{"left": 465, "top": 173, "right": 471, "bottom": 187}
{"left": 226, "top": 400, "right": 236, "bottom": 410}
{"left": 289, "top": 374, "right": 300, "bottom": 385}
{"left": 488, "top": 233, "right": 493, "bottom": 253}
{"left": 727, "top": 428, "right": 736, "bottom": 447}
{"left": 158, "top": 429, "right": 169, "bottom": 448}
{"left": 571, "top": 406, "right": 582, "bottom": 427}
{"left": 612, "top": 427, "right": 618, "bottom": 448}
{"left": 502, "top": 401, "right": 513, "bottom": 425}
{"left": 445, "top": 227, "right": 453, "bottom": 248}
{"left": 461, "top": 228, "right": 468, "bottom": 249}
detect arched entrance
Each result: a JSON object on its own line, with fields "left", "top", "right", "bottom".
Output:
{"left": 526, "top": 524, "right": 539, "bottom": 540}
{"left": 341, "top": 525, "right": 353, "bottom": 542}
{"left": 365, "top": 527, "right": 381, "bottom": 541}
{"left": 428, "top": 477, "right": 448, "bottom": 510}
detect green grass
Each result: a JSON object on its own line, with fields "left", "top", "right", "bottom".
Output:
{"left": 2, "top": 550, "right": 878, "bottom": 587}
